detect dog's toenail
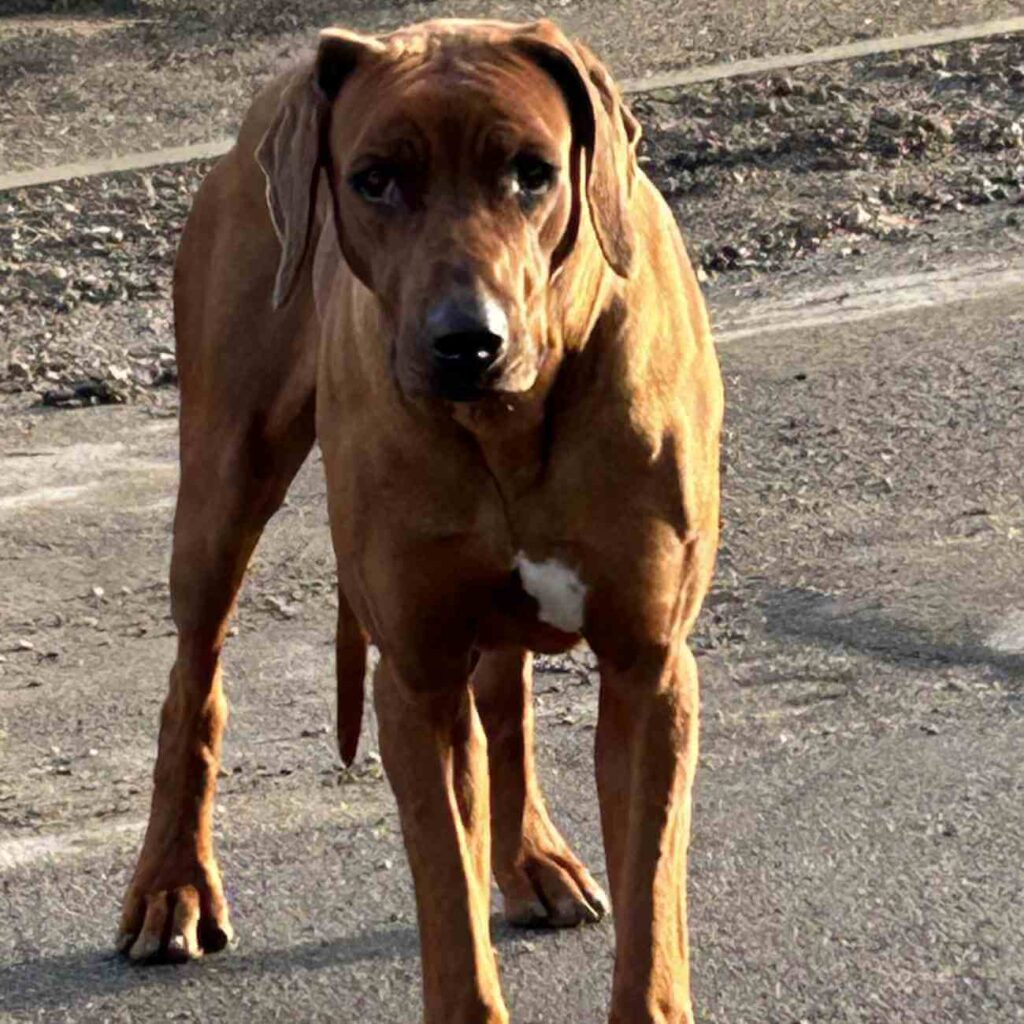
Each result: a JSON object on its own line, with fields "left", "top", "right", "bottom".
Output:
{"left": 129, "top": 932, "right": 162, "bottom": 961}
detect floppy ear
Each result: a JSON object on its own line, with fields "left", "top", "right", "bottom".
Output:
{"left": 573, "top": 38, "right": 642, "bottom": 194}
{"left": 256, "top": 29, "right": 384, "bottom": 309}
{"left": 513, "top": 22, "right": 637, "bottom": 278}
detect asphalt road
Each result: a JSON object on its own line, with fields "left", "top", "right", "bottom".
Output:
{"left": 1, "top": 237, "right": 1022, "bottom": 1022}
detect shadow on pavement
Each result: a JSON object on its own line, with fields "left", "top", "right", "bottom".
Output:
{"left": 764, "top": 587, "right": 1024, "bottom": 679}
{"left": 0, "top": 914, "right": 571, "bottom": 1016}
{"left": 0, "top": 923, "right": 422, "bottom": 1016}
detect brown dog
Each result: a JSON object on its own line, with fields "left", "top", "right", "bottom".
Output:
{"left": 118, "top": 18, "right": 722, "bottom": 1024}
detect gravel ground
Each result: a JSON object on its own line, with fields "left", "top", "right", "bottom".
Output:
{"left": 1, "top": 0, "right": 1021, "bottom": 171}
{"left": 642, "top": 35, "right": 1024, "bottom": 273}
{"left": 2, "top": 33, "right": 1023, "bottom": 406}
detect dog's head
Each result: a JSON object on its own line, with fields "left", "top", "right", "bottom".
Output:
{"left": 257, "top": 19, "right": 639, "bottom": 403}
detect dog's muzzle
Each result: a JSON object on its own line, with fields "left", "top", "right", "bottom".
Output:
{"left": 426, "top": 290, "right": 509, "bottom": 401}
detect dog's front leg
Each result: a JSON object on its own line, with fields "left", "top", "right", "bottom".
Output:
{"left": 375, "top": 656, "right": 509, "bottom": 1024}
{"left": 474, "top": 648, "right": 609, "bottom": 928}
{"left": 597, "top": 641, "right": 700, "bottom": 1024}
{"left": 119, "top": 647, "right": 233, "bottom": 963}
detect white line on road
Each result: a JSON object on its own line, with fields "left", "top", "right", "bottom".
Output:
{"left": 2, "top": 16, "right": 1023, "bottom": 192}
{"left": 617, "top": 15, "right": 1024, "bottom": 94}
{"left": 0, "top": 139, "right": 235, "bottom": 193}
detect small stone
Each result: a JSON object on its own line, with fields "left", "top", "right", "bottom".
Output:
{"left": 265, "top": 595, "right": 299, "bottom": 619}
{"left": 842, "top": 204, "right": 873, "bottom": 231}
{"left": 872, "top": 107, "right": 904, "bottom": 129}
{"left": 918, "top": 114, "right": 954, "bottom": 142}
{"left": 16, "top": 639, "right": 34, "bottom": 651}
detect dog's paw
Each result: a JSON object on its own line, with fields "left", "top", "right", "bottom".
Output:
{"left": 496, "top": 822, "right": 609, "bottom": 929}
{"left": 118, "top": 866, "right": 233, "bottom": 964}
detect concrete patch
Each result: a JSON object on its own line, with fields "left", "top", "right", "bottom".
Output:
{"left": 986, "top": 610, "right": 1024, "bottom": 655}
{"left": 717, "top": 260, "right": 1024, "bottom": 341}
{"left": 0, "top": 483, "right": 99, "bottom": 511}
{"left": 0, "top": 441, "right": 175, "bottom": 514}
{"left": 0, "top": 821, "right": 145, "bottom": 872}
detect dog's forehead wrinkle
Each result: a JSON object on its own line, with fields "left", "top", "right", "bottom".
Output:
{"left": 369, "top": 40, "right": 567, "bottom": 121}
{"left": 354, "top": 92, "right": 553, "bottom": 164}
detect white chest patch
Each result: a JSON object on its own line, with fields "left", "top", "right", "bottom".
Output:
{"left": 513, "top": 553, "right": 587, "bottom": 633}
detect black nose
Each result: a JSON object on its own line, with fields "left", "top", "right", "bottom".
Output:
{"left": 426, "top": 292, "right": 508, "bottom": 400}
{"left": 433, "top": 330, "right": 504, "bottom": 370}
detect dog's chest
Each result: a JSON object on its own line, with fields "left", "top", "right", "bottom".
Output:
{"left": 480, "top": 548, "right": 588, "bottom": 654}
{"left": 512, "top": 552, "right": 587, "bottom": 633}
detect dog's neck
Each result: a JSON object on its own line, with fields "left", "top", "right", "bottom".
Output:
{"left": 449, "top": 241, "right": 624, "bottom": 502}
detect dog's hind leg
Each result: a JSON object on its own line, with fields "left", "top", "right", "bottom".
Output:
{"left": 473, "top": 648, "right": 610, "bottom": 928}
{"left": 335, "top": 594, "right": 368, "bottom": 767}
{"left": 119, "top": 148, "right": 318, "bottom": 963}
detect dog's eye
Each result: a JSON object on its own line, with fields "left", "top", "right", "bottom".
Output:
{"left": 512, "top": 155, "right": 557, "bottom": 199}
{"left": 349, "top": 165, "right": 399, "bottom": 206}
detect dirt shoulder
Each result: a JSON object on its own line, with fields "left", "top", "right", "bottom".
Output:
{"left": 1, "top": 0, "right": 1022, "bottom": 171}
{"left": 3, "top": 32, "right": 1023, "bottom": 407}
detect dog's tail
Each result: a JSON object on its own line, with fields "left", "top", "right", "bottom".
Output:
{"left": 336, "top": 596, "right": 368, "bottom": 768}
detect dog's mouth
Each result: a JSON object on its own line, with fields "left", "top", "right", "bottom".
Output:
{"left": 437, "top": 381, "right": 488, "bottom": 402}
{"left": 431, "top": 362, "right": 507, "bottom": 403}
{"left": 395, "top": 362, "right": 508, "bottom": 404}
